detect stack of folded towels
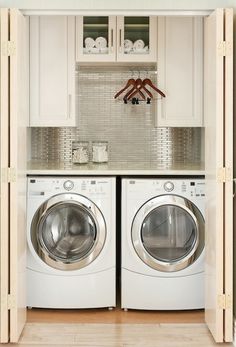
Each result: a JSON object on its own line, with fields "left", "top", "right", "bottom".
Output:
{"left": 124, "top": 39, "right": 149, "bottom": 54}
{"left": 84, "top": 37, "right": 108, "bottom": 54}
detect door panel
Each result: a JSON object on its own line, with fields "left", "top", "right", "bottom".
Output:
{"left": 9, "top": 9, "right": 28, "bottom": 343}
{"left": 204, "top": 8, "right": 233, "bottom": 343}
{"left": 204, "top": 8, "right": 224, "bottom": 343}
{"left": 223, "top": 8, "right": 233, "bottom": 342}
{"left": 0, "top": 8, "right": 10, "bottom": 343}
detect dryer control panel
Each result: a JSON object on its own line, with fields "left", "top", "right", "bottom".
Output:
{"left": 165, "top": 180, "right": 205, "bottom": 197}
{"left": 126, "top": 178, "right": 205, "bottom": 199}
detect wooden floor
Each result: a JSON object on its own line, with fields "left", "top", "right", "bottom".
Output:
{"left": 10, "top": 323, "right": 233, "bottom": 346}
{"left": 7, "top": 309, "right": 232, "bottom": 346}
{"left": 27, "top": 307, "right": 205, "bottom": 324}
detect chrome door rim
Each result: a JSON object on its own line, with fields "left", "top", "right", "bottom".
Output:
{"left": 131, "top": 195, "right": 204, "bottom": 272}
{"left": 31, "top": 193, "right": 106, "bottom": 271}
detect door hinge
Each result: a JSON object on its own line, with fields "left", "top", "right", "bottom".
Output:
{"left": 1, "top": 168, "right": 8, "bottom": 183}
{"left": 1, "top": 168, "right": 16, "bottom": 183}
{"left": 7, "top": 167, "right": 16, "bottom": 183}
{"left": 218, "top": 41, "right": 232, "bottom": 56}
{"left": 1, "top": 41, "right": 16, "bottom": 56}
{"left": 217, "top": 167, "right": 232, "bottom": 183}
{"left": 218, "top": 294, "right": 232, "bottom": 310}
{"left": 7, "top": 294, "right": 16, "bottom": 310}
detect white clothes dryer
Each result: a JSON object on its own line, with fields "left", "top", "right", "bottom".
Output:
{"left": 121, "top": 178, "right": 205, "bottom": 310}
{"left": 27, "top": 176, "right": 116, "bottom": 309}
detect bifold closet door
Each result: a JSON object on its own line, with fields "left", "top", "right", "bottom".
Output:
{"left": 0, "top": 8, "right": 10, "bottom": 343}
{"left": 9, "top": 9, "right": 28, "bottom": 343}
{"left": 204, "top": 8, "right": 233, "bottom": 343}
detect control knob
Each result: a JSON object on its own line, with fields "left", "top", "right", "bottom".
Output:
{"left": 63, "top": 180, "right": 74, "bottom": 191}
{"left": 164, "top": 181, "right": 174, "bottom": 192}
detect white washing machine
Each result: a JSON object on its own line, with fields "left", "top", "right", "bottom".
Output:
{"left": 122, "top": 178, "right": 205, "bottom": 310}
{"left": 27, "top": 176, "right": 116, "bottom": 309}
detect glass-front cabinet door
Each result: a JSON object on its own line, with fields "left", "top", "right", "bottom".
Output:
{"left": 76, "top": 16, "right": 116, "bottom": 62}
{"left": 116, "top": 16, "right": 157, "bottom": 62}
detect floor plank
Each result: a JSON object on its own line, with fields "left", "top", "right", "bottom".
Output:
{"left": 8, "top": 323, "right": 232, "bottom": 346}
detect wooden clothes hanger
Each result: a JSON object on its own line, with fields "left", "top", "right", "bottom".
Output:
{"left": 114, "top": 73, "right": 166, "bottom": 101}
{"left": 114, "top": 78, "right": 136, "bottom": 99}
{"left": 127, "top": 80, "right": 153, "bottom": 100}
{"left": 123, "top": 78, "right": 145, "bottom": 100}
{"left": 142, "top": 78, "right": 166, "bottom": 98}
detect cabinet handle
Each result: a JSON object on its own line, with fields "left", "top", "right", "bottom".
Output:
{"left": 111, "top": 28, "right": 114, "bottom": 52}
{"left": 119, "top": 29, "right": 122, "bottom": 52}
{"left": 68, "top": 94, "right": 72, "bottom": 119}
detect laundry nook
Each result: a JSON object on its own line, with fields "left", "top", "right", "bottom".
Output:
{"left": 0, "top": 0, "right": 235, "bottom": 346}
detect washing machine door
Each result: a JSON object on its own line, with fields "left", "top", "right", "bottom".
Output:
{"left": 30, "top": 193, "right": 106, "bottom": 271}
{"left": 132, "top": 195, "right": 204, "bottom": 272}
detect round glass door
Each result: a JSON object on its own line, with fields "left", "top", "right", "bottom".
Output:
{"left": 132, "top": 195, "right": 204, "bottom": 272}
{"left": 31, "top": 193, "right": 106, "bottom": 271}
{"left": 38, "top": 203, "right": 96, "bottom": 262}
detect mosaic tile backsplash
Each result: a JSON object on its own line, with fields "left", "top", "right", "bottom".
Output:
{"left": 30, "top": 65, "right": 203, "bottom": 167}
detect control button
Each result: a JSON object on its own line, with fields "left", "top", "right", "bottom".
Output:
{"left": 63, "top": 180, "right": 74, "bottom": 191}
{"left": 164, "top": 181, "right": 174, "bottom": 192}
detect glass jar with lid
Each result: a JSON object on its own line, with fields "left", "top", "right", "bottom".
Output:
{"left": 92, "top": 141, "right": 108, "bottom": 163}
{"left": 72, "top": 141, "right": 89, "bottom": 164}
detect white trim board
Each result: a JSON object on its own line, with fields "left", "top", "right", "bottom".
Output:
{"left": 21, "top": 10, "right": 212, "bottom": 16}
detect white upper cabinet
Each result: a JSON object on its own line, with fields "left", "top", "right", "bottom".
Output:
{"left": 157, "top": 17, "right": 203, "bottom": 127}
{"left": 30, "top": 16, "right": 76, "bottom": 127}
{"left": 76, "top": 16, "right": 157, "bottom": 62}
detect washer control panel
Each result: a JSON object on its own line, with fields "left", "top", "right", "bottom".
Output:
{"left": 28, "top": 177, "right": 111, "bottom": 197}
{"left": 164, "top": 181, "right": 174, "bottom": 192}
{"left": 63, "top": 180, "right": 74, "bottom": 191}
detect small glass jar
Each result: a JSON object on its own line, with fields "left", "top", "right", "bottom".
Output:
{"left": 92, "top": 141, "right": 108, "bottom": 163}
{"left": 72, "top": 141, "right": 89, "bottom": 164}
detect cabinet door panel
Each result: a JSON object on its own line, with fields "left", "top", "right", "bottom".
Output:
{"left": 76, "top": 16, "right": 116, "bottom": 62}
{"left": 116, "top": 16, "right": 157, "bottom": 62}
{"left": 157, "top": 17, "right": 203, "bottom": 127}
{"left": 30, "top": 16, "right": 76, "bottom": 127}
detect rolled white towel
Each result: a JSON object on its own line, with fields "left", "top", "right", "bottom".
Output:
{"left": 124, "top": 39, "right": 133, "bottom": 53}
{"left": 95, "top": 36, "right": 107, "bottom": 49}
{"left": 133, "top": 39, "right": 145, "bottom": 51}
{"left": 84, "top": 37, "right": 96, "bottom": 49}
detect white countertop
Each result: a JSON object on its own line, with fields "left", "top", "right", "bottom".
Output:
{"left": 27, "top": 161, "right": 205, "bottom": 176}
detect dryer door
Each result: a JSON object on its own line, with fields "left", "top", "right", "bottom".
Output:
{"left": 30, "top": 193, "right": 106, "bottom": 270}
{"left": 132, "top": 195, "right": 204, "bottom": 272}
